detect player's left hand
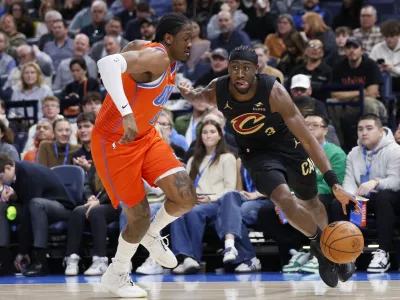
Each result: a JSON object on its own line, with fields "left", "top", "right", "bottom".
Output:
{"left": 178, "top": 82, "right": 193, "bottom": 99}
{"left": 356, "top": 180, "right": 376, "bottom": 196}
{"left": 332, "top": 184, "right": 362, "bottom": 215}
{"left": 120, "top": 113, "right": 138, "bottom": 144}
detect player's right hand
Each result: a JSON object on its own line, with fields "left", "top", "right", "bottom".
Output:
{"left": 178, "top": 82, "right": 193, "bottom": 99}
{"left": 119, "top": 113, "right": 138, "bottom": 144}
{"left": 332, "top": 184, "right": 362, "bottom": 215}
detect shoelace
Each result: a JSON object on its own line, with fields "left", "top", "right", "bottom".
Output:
{"left": 371, "top": 250, "right": 386, "bottom": 263}
{"left": 145, "top": 234, "right": 170, "bottom": 249}
{"left": 288, "top": 252, "right": 305, "bottom": 264}
{"left": 116, "top": 272, "right": 135, "bottom": 289}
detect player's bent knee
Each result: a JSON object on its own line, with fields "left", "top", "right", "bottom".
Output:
{"left": 270, "top": 187, "right": 296, "bottom": 216}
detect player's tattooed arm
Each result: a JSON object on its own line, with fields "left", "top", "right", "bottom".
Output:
{"left": 173, "top": 171, "right": 196, "bottom": 200}
{"left": 178, "top": 78, "right": 217, "bottom": 105}
{"left": 269, "top": 81, "right": 332, "bottom": 175}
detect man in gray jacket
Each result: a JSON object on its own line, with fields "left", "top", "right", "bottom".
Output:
{"left": 332, "top": 114, "right": 400, "bottom": 273}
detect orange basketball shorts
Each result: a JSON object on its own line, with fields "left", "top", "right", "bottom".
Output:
{"left": 91, "top": 126, "right": 184, "bottom": 209}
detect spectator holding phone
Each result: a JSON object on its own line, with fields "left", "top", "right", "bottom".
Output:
{"left": 369, "top": 19, "right": 400, "bottom": 92}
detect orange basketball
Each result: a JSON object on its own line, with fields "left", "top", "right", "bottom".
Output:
{"left": 320, "top": 221, "right": 364, "bottom": 264}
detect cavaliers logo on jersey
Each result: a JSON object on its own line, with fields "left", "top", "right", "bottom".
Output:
{"left": 231, "top": 113, "right": 276, "bottom": 136}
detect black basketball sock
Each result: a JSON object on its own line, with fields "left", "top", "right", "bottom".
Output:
{"left": 309, "top": 228, "right": 322, "bottom": 242}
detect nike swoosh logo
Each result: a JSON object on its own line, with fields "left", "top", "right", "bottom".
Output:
{"left": 122, "top": 104, "right": 128, "bottom": 109}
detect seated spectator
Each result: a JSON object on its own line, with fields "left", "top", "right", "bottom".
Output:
{"left": 37, "top": 118, "right": 80, "bottom": 168}
{"left": 64, "top": 164, "right": 120, "bottom": 276}
{"left": 0, "top": 120, "right": 19, "bottom": 161}
{"left": 264, "top": 14, "right": 295, "bottom": 60}
{"left": 3, "top": 44, "right": 53, "bottom": 92}
{"left": 277, "top": 31, "right": 307, "bottom": 76}
{"left": 395, "top": 123, "right": 400, "bottom": 144}
{"left": 90, "top": 17, "right": 129, "bottom": 63}
{"left": 292, "top": 0, "right": 331, "bottom": 30}
{"left": 253, "top": 44, "right": 284, "bottom": 83}
{"left": 81, "top": 91, "right": 103, "bottom": 115}
{"left": 8, "top": 1, "right": 34, "bottom": 38}
{"left": 302, "top": 12, "right": 337, "bottom": 66}
{"left": 332, "top": 0, "right": 363, "bottom": 30}
{"left": 157, "top": 110, "right": 188, "bottom": 154}
{"left": 289, "top": 39, "right": 332, "bottom": 100}
{"left": 80, "top": 0, "right": 108, "bottom": 46}
{"left": 0, "top": 153, "right": 72, "bottom": 276}
{"left": 115, "top": 0, "right": 136, "bottom": 29}
{"left": 43, "top": 20, "right": 74, "bottom": 70}
{"left": 68, "top": 0, "right": 112, "bottom": 32}
{"left": 35, "top": 1, "right": 58, "bottom": 39}
{"left": 207, "top": 0, "right": 248, "bottom": 40}
{"left": 170, "top": 120, "right": 237, "bottom": 274}
{"left": 186, "top": 19, "right": 211, "bottom": 72}
{"left": 210, "top": 10, "right": 251, "bottom": 53}
{"left": 60, "top": 0, "right": 85, "bottom": 22}
{"left": 194, "top": 48, "right": 228, "bottom": 88}
{"left": 353, "top": 5, "right": 383, "bottom": 55}
{"left": 38, "top": 10, "right": 64, "bottom": 51}
{"left": 139, "top": 18, "right": 156, "bottom": 41}
{"left": 335, "top": 26, "right": 353, "bottom": 58}
{"left": 0, "top": 100, "right": 9, "bottom": 127}
{"left": 369, "top": 19, "right": 400, "bottom": 92}
{"left": 0, "top": 14, "right": 26, "bottom": 59}
{"left": 124, "top": 2, "right": 153, "bottom": 41}
{"left": 331, "top": 114, "right": 400, "bottom": 273}
{"left": 23, "top": 119, "right": 54, "bottom": 162}
{"left": 0, "top": 32, "right": 16, "bottom": 76}
{"left": 71, "top": 112, "right": 96, "bottom": 171}
{"left": 10, "top": 62, "right": 53, "bottom": 120}
{"left": 63, "top": 57, "right": 100, "bottom": 111}
{"left": 53, "top": 34, "right": 98, "bottom": 91}
{"left": 172, "top": 0, "right": 191, "bottom": 17}
{"left": 244, "top": 0, "right": 274, "bottom": 43}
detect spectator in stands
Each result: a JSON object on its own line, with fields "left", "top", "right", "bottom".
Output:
{"left": 330, "top": 36, "right": 387, "bottom": 146}
{"left": 60, "top": 0, "right": 85, "bottom": 21}
{"left": 336, "top": 26, "right": 353, "bottom": 58}
{"left": 186, "top": 19, "right": 211, "bottom": 72}
{"left": 64, "top": 57, "right": 100, "bottom": 107}
{"left": 81, "top": 0, "right": 108, "bottom": 46}
{"left": 289, "top": 39, "right": 332, "bottom": 101}
{"left": 90, "top": 17, "right": 129, "bottom": 63}
{"left": 244, "top": 0, "right": 274, "bottom": 43}
{"left": 395, "top": 124, "right": 400, "bottom": 144}
{"left": 0, "top": 32, "right": 16, "bottom": 76}
{"left": 115, "top": 0, "right": 136, "bottom": 29}
{"left": 207, "top": 0, "right": 248, "bottom": 40}
{"left": 0, "top": 99, "right": 8, "bottom": 127}
{"left": 292, "top": 0, "right": 331, "bottom": 30}
{"left": 139, "top": 18, "right": 156, "bottom": 41}
{"left": 23, "top": 119, "right": 54, "bottom": 162}
{"left": 0, "top": 153, "right": 71, "bottom": 276}
{"left": 277, "top": 31, "right": 306, "bottom": 75}
{"left": 69, "top": 0, "right": 112, "bottom": 32}
{"left": 157, "top": 110, "right": 187, "bottom": 155}
{"left": 370, "top": 19, "right": 400, "bottom": 92}
{"left": 9, "top": 1, "right": 34, "bottom": 38}
{"left": 10, "top": 62, "right": 53, "bottom": 120}
{"left": 302, "top": 12, "right": 337, "bottom": 66}
{"left": 264, "top": 14, "right": 295, "bottom": 60}
{"left": 195, "top": 48, "right": 228, "bottom": 88}
{"left": 171, "top": 120, "right": 237, "bottom": 274}
{"left": 4, "top": 44, "right": 53, "bottom": 93}
{"left": 0, "top": 119, "right": 19, "bottom": 161}
{"left": 71, "top": 112, "right": 95, "bottom": 171}
{"left": 194, "top": 0, "right": 221, "bottom": 35}
{"left": 172, "top": 0, "right": 190, "bottom": 17}
{"left": 37, "top": 118, "right": 80, "bottom": 168}
{"left": 332, "top": 114, "right": 400, "bottom": 273}
{"left": 353, "top": 5, "right": 383, "bottom": 54}
{"left": 81, "top": 91, "right": 103, "bottom": 115}
{"left": 53, "top": 34, "right": 97, "bottom": 91}
{"left": 0, "top": 14, "right": 26, "bottom": 59}
{"left": 332, "top": 0, "right": 363, "bottom": 30}
{"left": 64, "top": 163, "right": 119, "bottom": 276}
{"left": 35, "top": 1, "right": 58, "bottom": 39}
{"left": 43, "top": 20, "right": 74, "bottom": 70}
{"left": 253, "top": 44, "right": 284, "bottom": 83}
{"left": 38, "top": 10, "right": 63, "bottom": 51}
{"left": 123, "top": 2, "right": 153, "bottom": 41}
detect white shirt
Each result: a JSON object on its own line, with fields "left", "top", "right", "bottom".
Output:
{"left": 370, "top": 40, "right": 400, "bottom": 77}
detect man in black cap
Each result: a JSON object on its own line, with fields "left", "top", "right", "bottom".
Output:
{"left": 195, "top": 48, "right": 229, "bottom": 88}
{"left": 329, "top": 36, "right": 386, "bottom": 148}
{"left": 140, "top": 18, "right": 156, "bottom": 41}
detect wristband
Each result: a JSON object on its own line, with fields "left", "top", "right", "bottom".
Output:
{"left": 323, "top": 170, "right": 340, "bottom": 188}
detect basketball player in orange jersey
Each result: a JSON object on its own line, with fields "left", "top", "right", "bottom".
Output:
{"left": 92, "top": 13, "right": 196, "bottom": 298}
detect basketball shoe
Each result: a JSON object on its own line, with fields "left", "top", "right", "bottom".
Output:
{"left": 140, "top": 232, "right": 178, "bottom": 268}
{"left": 310, "top": 240, "right": 338, "bottom": 287}
{"left": 337, "top": 262, "right": 356, "bottom": 282}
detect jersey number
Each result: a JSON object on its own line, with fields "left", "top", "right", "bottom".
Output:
{"left": 153, "top": 85, "right": 174, "bottom": 107}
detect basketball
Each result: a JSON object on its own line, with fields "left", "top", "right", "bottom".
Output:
{"left": 320, "top": 221, "right": 364, "bottom": 264}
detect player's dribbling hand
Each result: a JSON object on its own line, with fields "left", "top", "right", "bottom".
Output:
{"left": 178, "top": 82, "right": 193, "bottom": 99}
{"left": 332, "top": 184, "right": 362, "bottom": 215}
{"left": 120, "top": 113, "right": 138, "bottom": 144}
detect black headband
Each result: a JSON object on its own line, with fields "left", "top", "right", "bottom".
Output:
{"left": 229, "top": 49, "right": 258, "bottom": 65}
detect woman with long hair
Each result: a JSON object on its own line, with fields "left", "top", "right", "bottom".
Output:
{"left": 277, "top": 30, "right": 307, "bottom": 75}
{"left": 64, "top": 164, "right": 121, "bottom": 276}
{"left": 302, "top": 12, "right": 338, "bottom": 66}
{"left": 8, "top": 1, "right": 34, "bottom": 38}
{"left": 265, "top": 14, "right": 295, "bottom": 59}
{"left": 170, "top": 120, "right": 237, "bottom": 274}
{"left": 0, "top": 119, "right": 19, "bottom": 161}
{"left": 186, "top": 19, "right": 210, "bottom": 72}
{"left": 0, "top": 13, "right": 26, "bottom": 59}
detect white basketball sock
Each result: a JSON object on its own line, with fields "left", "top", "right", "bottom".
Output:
{"left": 113, "top": 234, "right": 138, "bottom": 274}
{"left": 146, "top": 203, "right": 178, "bottom": 236}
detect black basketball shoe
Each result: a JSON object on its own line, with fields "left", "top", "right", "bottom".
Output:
{"left": 337, "top": 262, "right": 356, "bottom": 282}
{"left": 310, "top": 240, "right": 338, "bottom": 287}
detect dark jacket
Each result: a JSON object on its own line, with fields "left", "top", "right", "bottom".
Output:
{"left": 83, "top": 164, "right": 110, "bottom": 205}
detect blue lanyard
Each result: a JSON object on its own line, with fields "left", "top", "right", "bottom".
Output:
{"left": 191, "top": 117, "right": 197, "bottom": 143}
{"left": 53, "top": 141, "right": 69, "bottom": 166}
{"left": 242, "top": 168, "right": 254, "bottom": 192}
{"left": 363, "top": 147, "right": 375, "bottom": 176}
{"left": 193, "top": 153, "right": 216, "bottom": 188}
{"left": 321, "top": 140, "right": 327, "bottom": 148}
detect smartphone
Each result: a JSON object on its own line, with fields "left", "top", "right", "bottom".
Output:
{"left": 377, "top": 58, "right": 385, "bottom": 65}
{"left": 197, "top": 193, "right": 216, "bottom": 196}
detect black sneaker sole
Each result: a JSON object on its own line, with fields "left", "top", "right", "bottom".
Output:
{"left": 337, "top": 262, "right": 356, "bottom": 282}
{"left": 310, "top": 241, "right": 339, "bottom": 288}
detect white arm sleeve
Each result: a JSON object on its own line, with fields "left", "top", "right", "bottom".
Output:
{"left": 97, "top": 54, "right": 132, "bottom": 116}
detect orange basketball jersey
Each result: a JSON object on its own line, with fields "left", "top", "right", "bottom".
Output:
{"left": 95, "top": 42, "right": 177, "bottom": 139}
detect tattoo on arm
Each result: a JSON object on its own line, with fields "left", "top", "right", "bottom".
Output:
{"left": 173, "top": 172, "right": 196, "bottom": 199}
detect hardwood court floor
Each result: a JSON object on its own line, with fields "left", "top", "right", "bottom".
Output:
{"left": 0, "top": 272, "right": 399, "bottom": 300}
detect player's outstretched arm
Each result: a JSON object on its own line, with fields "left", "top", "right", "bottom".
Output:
{"left": 178, "top": 78, "right": 217, "bottom": 105}
{"left": 269, "top": 82, "right": 361, "bottom": 214}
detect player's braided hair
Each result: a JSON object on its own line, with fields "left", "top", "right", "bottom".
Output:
{"left": 154, "top": 12, "right": 191, "bottom": 42}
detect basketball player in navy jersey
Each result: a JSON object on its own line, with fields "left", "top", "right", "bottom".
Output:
{"left": 178, "top": 45, "right": 361, "bottom": 287}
